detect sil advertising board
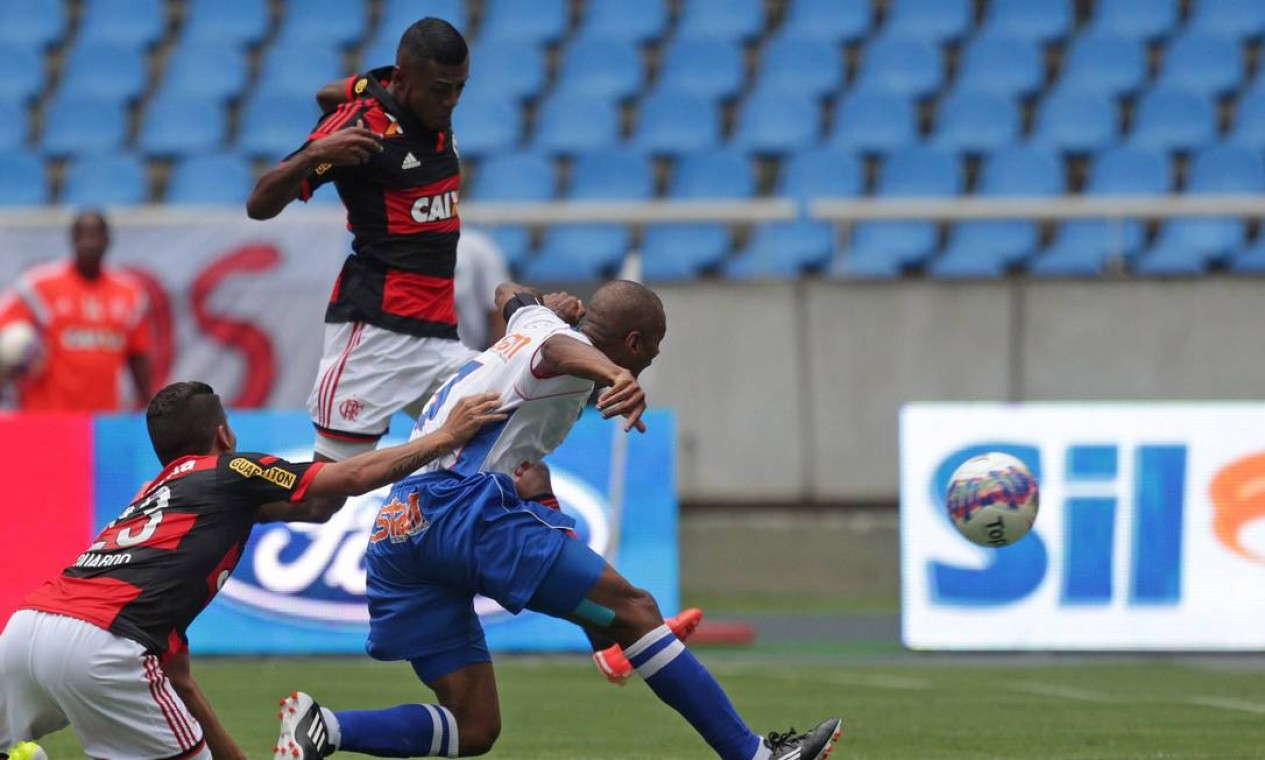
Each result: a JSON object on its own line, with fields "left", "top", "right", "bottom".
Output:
{"left": 902, "top": 403, "right": 1265, "bottom": 650}
{"left": 1, "top": 409, "right": 678, "bottom": 655}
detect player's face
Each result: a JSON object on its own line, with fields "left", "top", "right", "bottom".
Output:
{"left": 397, "top": 57, "right": 469, "bottom": 131}
{"left": 623, "top": 329, "right": 664, "bottom": 377}
{"left": 71, "top": 215, "right": 109, "bottom": 278}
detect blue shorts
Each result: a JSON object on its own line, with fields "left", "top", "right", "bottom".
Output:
{"left": 364, "top": 471, "right": 604, "bottom": 681}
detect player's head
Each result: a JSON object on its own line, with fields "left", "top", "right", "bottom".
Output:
{"left": 579, "top": 280, "right": 667, "bottom": 377}
{"left": 70, "top": 210, "right": 110, "bottom": 280}
{"left": 392, "top": 17, "right": 468, "bottom": 131}
{"left": 146, "top": 381, "right": 237, "bottom": 465}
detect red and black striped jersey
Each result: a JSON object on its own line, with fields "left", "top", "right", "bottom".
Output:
{"left": 21, "top": 452, "right": 323, "bottom": 658}
{"left": 297, "top": 66, "right": 462, "bottom": 339}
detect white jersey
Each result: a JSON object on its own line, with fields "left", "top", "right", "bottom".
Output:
{"left": 411, "top": 304, "right": 595, "bottom": 477}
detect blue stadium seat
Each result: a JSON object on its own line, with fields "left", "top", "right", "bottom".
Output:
{"left": 1031, "top": 146, "right": 1168, "bottom": 276}
{"left": 634, "top": 90, "right": 720, "bottom": 155}
{"left": 724, "top": 221, "right": 835, "bottom": 279}
{"left": 41, "top": 94, "right": 128, "bottom": 157}
{"left": 236, "top": 93, "right": 323, "bottom": 159}
{"left": 138, "top": 93, "right": 227, "bottom": 157}
{"left": 274, "top": 0, "right": 368, "bottom": 48}
{"left": 0, "top": 0, "right": 66, "bottom": 48}
{"left": 361, "top": 28, "right": 401, "bottom": 69}
{"left": 676, "top": 0, "right": 764, "bottom": 42}
{"left": 1089, "top": 0, "right": 1179, "bottom": 41}
{"left": 641, "top": 224, "right": 731, "bottom": 281}
{"left": 0, "top": 44, "right": 42, "bottom": 104}
{"left": 884, "top": 0, "right": 972, "bottom": 44}
{"left": 524, "top": 225, "right": 630, "bottom": 282}
{"left": 1030, "top": 88, "right": 1118, "bottom": 154}
{"left": 844, "top": 146, "right": 961, "bottom": 276}
{"left": 166, "top": 154, "right": 254, "bottom": 204}
{"left": 378, "top": 0, "right": 467, "bottom": 41}
{"left": 58, "top": 42, "right": 147, "bottom": 102}
{"left": 756, "top": 34, "right": 844, "bottom": 98}
{"left": 933, "top": 146, "right": 1063, "bottom": 277}
{"left": 1129, "top": 88, "right": 1217, "bottom": 153}
{"left": 76, "top": 0, "right": 165, "bottom": 48}
{"left": 181, "top": 0, "right": 270, "bottom": 46}
{"left": 532, "top": 92, "right": 620, "bottom": 155}
{"left": 160, "top": 43, "right": 249, "bottom": 102}
{"left": 469, "top": 152, "right": 556, "bottom": 200}
{"left": 555, "top": 38, "right": 644, "bottom": 100}
{"left": 255, "top": 42, "right": 344, "bottom": 101}
{"left": 954, "top": 34, "right": 1043, "bottom": 99}
{"left": 669, "top": 150, "right": 755, "bottom": 198}
{"left": 852, "top": 35, "right": 943, "bottom": 99}
{"left": 0, "top": 100, "right": 25, "bottom": 150}
{"left": 1231, "top": 240, "right": 1265, "bottom": 273}
{"left": 486, "top": 226, "right": 531, "bottom": 269}
{"left": 933, "top": 90, "right": 1020, "bottom": 155}
{"left": 567, "top": 150, "right": 652, "bottom": 199}
{"left": 61, "top": 154, "right": 148, "bottom": 206}
{"left": 1189, "top": 0, "right": 1265, "bottom": 40}
{"left": 1135, "top": 144, "right": 1264, "bottom": 275}
{"left": 1155, "top": 32, "right": 1242, "bottom": 98}
{"left": 576, "top": 0, "right": 667, "bottom": 43}
{"left": 731, "top": 90, "right": 820, "bottom": 154}
{"left": 479, "top": 0, "right": 568, "bottom": 45}
{"left": 465, "top": 42, "right": 545, "bottom": 101}
{"left": 980, "top": 0, "right": 1072, "bottom": 43}
{"left": 830, "top": 90, "right": 916, "bottom": 155}
{"left": 657, "top": 37, "right": 745, "bottom": 102}
{"left": 452, "top": 94, "right": 520, "bottom": 157}
{"left": 780, "top": 0, "right": 871, "bottom": 43}
{"left": 777, "top": 148, "right": 863, "bottom": 201}
{"left": 1059, "top": 32, "right": 1147, "bottom": 97}
{"left": 1231, "top": 91, "right": 1265, "bottom": 150}
{"left": 0, "top": 152, "right": 47, "bottom": 205}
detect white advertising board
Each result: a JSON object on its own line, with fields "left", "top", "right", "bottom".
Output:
{"left": 902, "top": 403, "right": 1265, "bottom": 650}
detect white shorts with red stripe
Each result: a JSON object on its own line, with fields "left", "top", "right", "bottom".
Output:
{"left": 0, "top": 610, "right": 209, "bottom": 759}
{"left": 307, "top": 321, "right": 477, "bottom": 443}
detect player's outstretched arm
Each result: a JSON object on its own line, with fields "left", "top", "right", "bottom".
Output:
{"left": 245, "top": 125, "right": 383, "bottom": 220}
{"left": 493, "top": 281, "right": 585, "bottom": 325}
{"left": 538, "top": 334, "right": 648, "bottom": 433}
{"left": 163, "top": 652, "right": 248, "bottom": 760}
{"left": 309, "top": 392, "right": 504, "bottom": 494}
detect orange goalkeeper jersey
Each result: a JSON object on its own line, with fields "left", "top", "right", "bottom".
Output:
{"left": 0, "top": 262, "right": 151, "bottom": 412}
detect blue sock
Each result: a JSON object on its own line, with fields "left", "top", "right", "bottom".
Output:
{"left": 626, "top": 624, "right": 764, "bottom": 760}
{"left": 333, "top": 703, "right": 458, "bottom": 757}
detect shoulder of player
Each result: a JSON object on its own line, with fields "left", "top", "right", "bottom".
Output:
{"left": 19, "top": 261, "right": 73, "bottom": 289}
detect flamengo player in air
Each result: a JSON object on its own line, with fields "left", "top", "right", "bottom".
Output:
{"left": 274, "top": 281, "right": 843, "bottom": 760}
{"left": 297, "top": 16, "right": 704, "bottom": 684}
{"left": 0, "top": 381, "right": 504, "bottom": 760}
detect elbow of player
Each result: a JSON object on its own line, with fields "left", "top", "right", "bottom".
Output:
{"left": 245, "top": 197, "right": 272, "bottom": 220}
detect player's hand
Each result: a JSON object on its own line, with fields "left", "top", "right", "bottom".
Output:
{"left": 439, "top": 392, "right": 506, "bottom": 445}
{"left": 543, "top": 292, "right": 585, "bottom": 325}
{"left": 597, "top": 369, "right": 647, "bottom": 433}
{"left": 306, "top": 121, "right": 383, "bottom": 166}
{"left": 514, "top": 461, "right": 553, "bottom": 500}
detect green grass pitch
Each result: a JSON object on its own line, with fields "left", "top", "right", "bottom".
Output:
{"left": 33, "top": 646, "right": 1265, "bottom": 758}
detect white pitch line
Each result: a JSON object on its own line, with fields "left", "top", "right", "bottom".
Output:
{"left": 818, "top": 673, "right": 934, "bottom": 691}
{"left": 1007, "top": 682, "right": 1116, "bottom": 703}
{"left": 1186, "top": 696, "right": 1265, "bottom": 715}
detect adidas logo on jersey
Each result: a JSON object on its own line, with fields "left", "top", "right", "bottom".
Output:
{"left": 401, "top": 152, "right": 421, "bottom": 170}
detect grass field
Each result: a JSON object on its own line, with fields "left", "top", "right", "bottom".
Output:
{"left": 32, "top": 640, "right": 1265, "bottom": 759}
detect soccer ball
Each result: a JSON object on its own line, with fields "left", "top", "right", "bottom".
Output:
{"left": 945, "top": 452, "right": 1039, "bottom": 548}
{"left": 0, "top": 321, "right": 45, "bottom": 378}
{"left": 8, "top": 742, "right": 48, "bottom": 760}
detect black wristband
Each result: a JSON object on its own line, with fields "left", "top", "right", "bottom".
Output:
{"left": 503, "top": 292, "right": 544, "bottom": 321}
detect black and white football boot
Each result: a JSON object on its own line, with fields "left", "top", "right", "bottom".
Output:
{"left": 763, "top": 718, "right": 843, "bottom": 760}
{"left": 274, "top": 691, "right": 336, "bottom": 759}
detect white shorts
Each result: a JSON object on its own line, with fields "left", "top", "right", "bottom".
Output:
{"left": 307, "top": 321, "right": 478, "bottom": 440}
{"left": 0, "top": 610, "right": 210, "bottom": 759}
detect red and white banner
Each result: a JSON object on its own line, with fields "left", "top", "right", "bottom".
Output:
{"left": 0, "top": 212, "right": 354, "bottom": 408}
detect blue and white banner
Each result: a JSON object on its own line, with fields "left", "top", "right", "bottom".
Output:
{"left": 94, "top": 409, "right": 678, "bottom": 654}
{"left": 902, "top": 403, "right": 1265, "bottom": 650}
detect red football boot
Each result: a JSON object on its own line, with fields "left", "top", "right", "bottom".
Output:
{"left": 592, "top": 607, "right": 704, "bottom": 685}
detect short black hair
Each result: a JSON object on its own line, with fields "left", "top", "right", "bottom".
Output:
{"left": 71, "top": 209, "right": 108, "bottom": 235}
{"left": 146, "top": 381, "right": 227, "bottom": 465}
{"left": 397, "top": 17, "right": 468, "bottom": 69}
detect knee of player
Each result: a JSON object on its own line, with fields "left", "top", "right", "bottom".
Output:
{"left": 616, "top": 586, "right": 663, "bottom": 630}
{"left": 457, "top": 716, "right": 501, "bottom": 756}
